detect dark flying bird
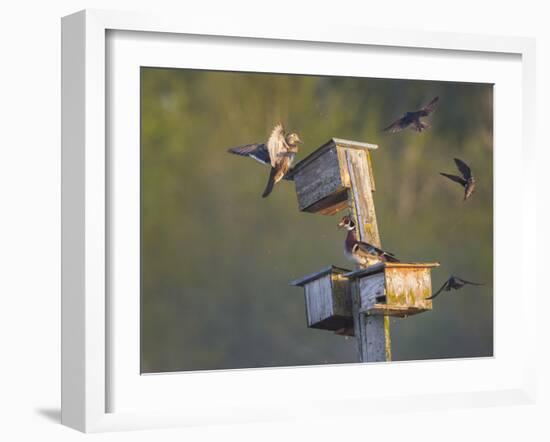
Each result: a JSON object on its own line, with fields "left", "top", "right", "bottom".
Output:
{"left": 338, "top": 215, "right": 400, "bottom": 267}
{"left": 383, "top": 96, "right": 439, "bottom": 133}
{"left": 426, "top": 275, "right": 484, "bottom": 300}
{"left": 440, "top": 158, "right": 476, "bottom": 200}
{"left": 227, "top": 123, "right": 302, "bottom": 197}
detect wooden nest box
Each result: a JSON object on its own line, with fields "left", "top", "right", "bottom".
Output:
{"left": 290, "top": 266, "right": 353, "bottom": 332}
{"left": 291, "top": 262, "right": 440, "bottom": 335}
{"left": 287, "top": 138, "right": 378, "bottom": 215}
{"left": 346, "top": 262, "right": 440, "bottom": 317}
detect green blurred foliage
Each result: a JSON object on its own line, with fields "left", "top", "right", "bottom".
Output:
{"left": 140, "top": 67, "right": 493, "bottom": 373}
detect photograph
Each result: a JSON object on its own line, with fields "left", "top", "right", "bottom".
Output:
{"left": 140, "top": 67, "right": 493, "bottom": 373}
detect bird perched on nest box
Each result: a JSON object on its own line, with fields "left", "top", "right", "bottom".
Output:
{"left": 426, "top": 275, "right": 484, "bottom": 300}
{"left": 338, "top": 215, "right": 399, "bottom": 266}
{"left": 227, "top": 123, "right": 303, "bottom": 197}
{"left": 440, "top": 158, "right": 476, "bottom": 201}
{"left": 382, "top": 96, "right": 439, "bottom": 133}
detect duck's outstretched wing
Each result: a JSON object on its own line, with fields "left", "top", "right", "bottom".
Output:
{"left": 227, "top": 143, "right": 270, "bottom": 165}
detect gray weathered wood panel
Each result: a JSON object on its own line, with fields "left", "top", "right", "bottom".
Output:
{"left": 359, "top": 272, "right": 386, "bottom": 311}
{"left": 305, "top": 276, "right": 332, "bottom": 326}
{"left": 294, "top": 146, "right": 343, "bottom": 212}
{"left": 366, "top": 315, "right": 391, "bottom": 362}
{"left": 344, "top": 148, "right": 381, "bottom": 246}
{"left": 291, "top": 266, "right": 353, "bottom": 332}
{"left": 351, "top": 279, "right": 391, "bottom": 362}
{"left": 331, "top": 274, "right": 352, "bottom": 317}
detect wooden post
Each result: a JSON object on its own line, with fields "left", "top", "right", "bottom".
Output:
{"left": 342, "top": 147, "right": 391, "bottom": 362}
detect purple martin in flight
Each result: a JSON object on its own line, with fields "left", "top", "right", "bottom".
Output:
{"left": 383, "top": 96, "right": 439, "bottom": 133}
{"left": 426, "top": 275, "right": 484, "bottom": 300}
{"left": 440, "top": 158, "right": 476, "bottom": 201}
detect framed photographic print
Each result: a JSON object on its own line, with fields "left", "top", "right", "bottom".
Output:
{"left": 61, "top": 9, "right": 537, "bottom": 432}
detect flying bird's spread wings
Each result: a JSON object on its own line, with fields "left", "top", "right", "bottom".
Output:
{"left": 267, "top": 123, "right": 287, "bottom": 168}
{"left": 427, "top": 276, "right": 484, "bottom": 300}
{"left": 454, "top": 158, "right": 472, "bottom": 180}
{"left": 383, "top": 96, "right": 439, "bottom": 133}
{"left": 426, "top": 279, "right": 450, "bottom": 300}
{"left": 226, "top": 123, "right": 299, "bottom": 198}
{"left": 419, "top": 96, "right": 440, "bottom": 116}
{"left": 440, "top": 172, "right": 467, "bottom": 186}
{"left": 440, "top": 158, "right": 476, "bottom": 200}
{"left": 227, "top": 143, "right": 270, "bottom": 165}
{"left": 382, "top": 117, "right": 410, "bottom": 133}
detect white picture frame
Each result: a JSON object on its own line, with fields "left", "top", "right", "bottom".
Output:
{"left": 61, "top": 9, "right": 537, "bottom": 433}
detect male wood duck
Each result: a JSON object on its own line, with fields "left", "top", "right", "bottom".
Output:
{"left": 440, "top": 158, "right": 476, "bottom": 201}
{"left": 426, "top": 275, "right": 484, "bottom": 300}
{"left": 227, "top": 123, "right": 302, "bottom": 197}
{"left": 383, "top": 96, "right": 439, "bottom": 133}
{"left": 338, "top": 215, "right": 399, "bottom": 266}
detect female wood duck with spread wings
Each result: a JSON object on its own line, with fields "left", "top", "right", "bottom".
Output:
{"left": 227, "top": 123, "right": 302, "bottom": 197}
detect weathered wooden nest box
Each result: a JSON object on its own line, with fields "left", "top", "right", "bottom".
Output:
{"left": 290, "top": 266, "right": 353, "bottom": 332}
{"left": 291, "top": 262, "right": 440, "bottom": 334}
{"left": 346, "top": 262, "right": 440, "bottom": 317}
{"left": 286, "top": 138, "right": 377, "bottom": 215}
